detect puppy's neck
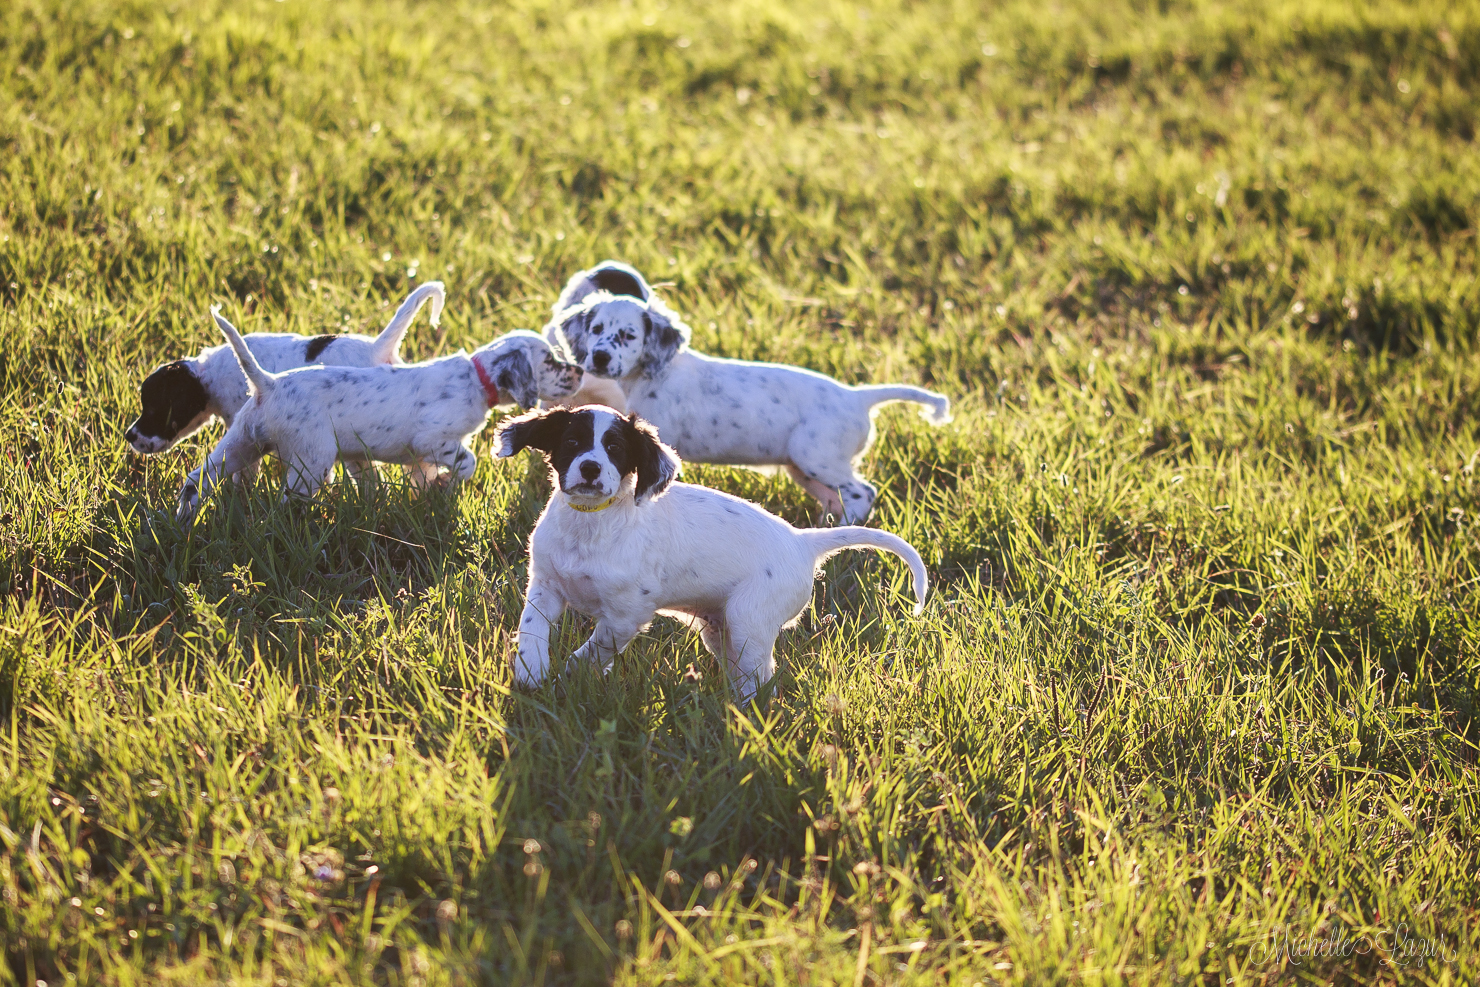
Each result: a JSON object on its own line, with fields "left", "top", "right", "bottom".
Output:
{"left": 558, "top": 474, "right": 638, "bottom": 516}
{"left": 467, "top": 350, "right": 503, "bottom": 408}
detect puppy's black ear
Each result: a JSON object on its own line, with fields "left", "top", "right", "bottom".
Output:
{"left": 491, "top": 351, "right": 539, "bottom": 409}
{"left": 495, "top": 408, "right": 572, "bottom": 459}
{"left": 624, "top": 413, "right": 681, "bottom": 504}
{"left": 638, "top": 306, "right": 690, "bottom": 377}
{"left": 553, "top": 306, "right": 594, "bottom": 363}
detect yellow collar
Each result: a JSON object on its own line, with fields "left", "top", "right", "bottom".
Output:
{"left": 567, "top": 494, "right": 618, "bottom": 513}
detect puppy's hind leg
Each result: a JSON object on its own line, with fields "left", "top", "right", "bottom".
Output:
{"left": 787, "top": 423, "right": 879, "bottom": 523}
{"left": 720, "top": 620, "right": 780, "bottom": 704}
{"left": 344, "top": 459, "right": 376, "bottom": 487}
{"left": 281, "top": 443, "right": 337, "bottom": 501}
{"left": 720, "top": 592, "right": 788, "bottom": 702}
{"left": 721, "top": 576, "right": 811, "bottom": 700}
{"left": 404, "top": 460, "right": 442, "bottom": 493}
{"left": 697, "top": 615, "right": 728, "bottom": 661}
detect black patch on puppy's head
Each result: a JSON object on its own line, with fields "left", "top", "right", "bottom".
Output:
{"left": 304, "top": 334, "right": 337, "bottom": 361}
{"left": 590, "top": 266, "right": 648, "bottom": 301}
{"left": 494, "top": 407, "right": 581, "bottom": 461}
{"left": 127, "top": 360, "right": 210, "bottom": 446}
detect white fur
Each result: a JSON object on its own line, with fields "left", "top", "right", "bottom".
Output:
{"left": 495, "top": 407, "right": 928, "bottom": 700}
{"left": 177, "top": 315, "right": 583, "bottom": 518}
{"left": 125, "top": 282, "right": 444, "bottom": 455}
{"left": 547, "top": 290, "right": 952, "bottom": 522}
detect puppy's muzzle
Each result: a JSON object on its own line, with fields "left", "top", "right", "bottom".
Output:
{"left": 579, "top": 461, "right": 602, "bottom": 482}
{"left": 125, "top": 425, "right": 164, "bottom": 454}
{"left": 591, "top": 350, "right": 611, "bottom": 373}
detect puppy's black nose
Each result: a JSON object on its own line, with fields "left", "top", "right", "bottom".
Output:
{"left": 591, "top": 350, "right": 611, "bottom": 371}
{"left": 580, "top": 461, "right": 602, "bottom": 481}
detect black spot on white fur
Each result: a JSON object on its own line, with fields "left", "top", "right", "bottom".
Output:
{"left": 590, "top": 267, "right": 648, "bottom": 300}
{"left": 304, "top": 335, "right": 337, "bottom": 361}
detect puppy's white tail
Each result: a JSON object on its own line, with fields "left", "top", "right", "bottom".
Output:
{"left": 800, "top": 527, "right": 928, "bottom": 615}
{"left": 212, "top": 307, "right": 275, "bottom": 397}
{"left": 854, "top": 384, "right": 952, "bottom": 425}
{"left": 371, "top": 280, "right": 445, "bottom": 363}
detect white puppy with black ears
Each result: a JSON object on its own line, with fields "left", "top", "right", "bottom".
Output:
{"left": 495, "top": 405, "right": 929, "bottom": 700}
{"left": 548, "top": 282, "right": 952, "bottom": 522}
{"left": 177, "top": 312, "right": 584, "bottom": 518}
{"left": 126, "top": 281, "right": 444, "bottom": 456}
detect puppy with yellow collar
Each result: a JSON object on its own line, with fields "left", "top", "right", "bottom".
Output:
{"left": 494, "top": 405, "right": 928, "bottom": 700}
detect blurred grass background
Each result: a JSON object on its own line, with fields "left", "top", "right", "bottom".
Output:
{"left": 1, "top": 0, "right": 1478, "bottom": 983}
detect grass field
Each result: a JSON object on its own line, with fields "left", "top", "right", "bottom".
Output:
{"left": 3, "top": 0, "right": 1479, "bottom": 982}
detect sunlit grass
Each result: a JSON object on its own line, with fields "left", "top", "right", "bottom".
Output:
{"left": 1, "top": 0, "right": 1478, "bottom": 983}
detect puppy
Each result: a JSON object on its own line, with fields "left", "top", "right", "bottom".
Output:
{"left": 126, "top": 281, "right": 444, "bottom": 455}
{"left": 547, "top": 289, "right": 952, "bottom": 522}
{"left": 540, "top": 260, "right": 666, "bottom": 413}
{"left": 176, "top": 312, "right": 583, "bottom": 518}
{"left": 495, "top": 406, "right": 929, "bottom": 700}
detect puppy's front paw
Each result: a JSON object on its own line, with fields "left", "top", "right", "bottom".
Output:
{"left": 511, "top": 654, "right": 547, "bottom": 691}
{"left": 175, "top": 482, "right": 200, "bottom": 521}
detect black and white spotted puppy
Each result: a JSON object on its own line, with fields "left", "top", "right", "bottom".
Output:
{"left": 540, "top": 260, "right": 669, "bottom": 413}
{"left": 176, "top": 311, "right": 584, "bottom": 518}
{"left": 494, "top": 406, "right": 928, "bottom": 700}
{"left": 126, "top": 281, "right": 444, "bottom": 456}
{"left": 548, "top": 289, "right": 952, "bottom": 523}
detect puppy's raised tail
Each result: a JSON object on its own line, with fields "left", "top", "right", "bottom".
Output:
{"left": 854, "top": 384, "right": 952, "bottom": 425}
{"left": 371, "top": 280, "right": 445, "bottom": 363}
{"left": 212, "top": 307, "right": 275, "bottom": 398}
{"left": 800, "top": 527, "right": 928, "bottom": 615}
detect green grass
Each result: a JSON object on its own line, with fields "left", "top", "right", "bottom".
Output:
{"left": 2, "top": 0, "right": 1479, "bottom": 982}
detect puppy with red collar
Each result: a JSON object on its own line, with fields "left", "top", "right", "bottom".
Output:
{"left": 177, "top": 311, "right": 583, "bottom": 518}
{"left": 495, "top": 405, "right": 928, "bottom": 700}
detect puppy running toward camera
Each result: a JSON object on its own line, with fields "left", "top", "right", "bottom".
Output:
{"left": 176, "top": 311, "right": 584, "bottom": 518}
{"left": 126, "top": 281, "right": 444, "bottom": 455}
{"left": 548, "top": 283, "right": 951, "bottom": 522}
{"left": 495, "top": 406, "right": 929, "bottom": 700}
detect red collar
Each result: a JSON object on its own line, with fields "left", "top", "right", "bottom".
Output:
{"left": 473, "top": 356, "right": 502, "bottom": 408}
